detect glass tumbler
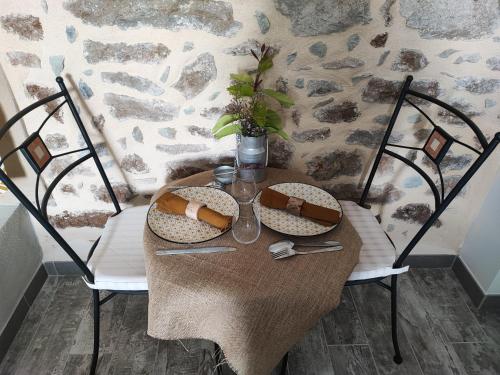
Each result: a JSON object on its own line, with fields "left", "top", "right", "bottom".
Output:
{"left": 232, "top": 203, "right": 261, "bottom": 244}
{"left": 231, "top": 168, "right": 257, "bottom": 204}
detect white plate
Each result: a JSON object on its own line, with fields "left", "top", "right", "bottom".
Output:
{"left": 254, "top": 182, "right": 342, "bottom": 237}
{"left": 147, "top": 187, "right": 239, "bottom": 244}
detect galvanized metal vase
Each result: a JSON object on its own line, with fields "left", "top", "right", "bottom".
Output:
{"left": 236, "top": 134, "right": 268, "bottom": 183}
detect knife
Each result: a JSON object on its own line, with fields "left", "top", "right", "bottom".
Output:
{"left": 156, "top": 246, "right": 237, "bottom": 256}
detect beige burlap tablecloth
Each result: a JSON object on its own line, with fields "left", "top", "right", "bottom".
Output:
{"left": 143, "top": 168, "right": 361, "bottom": 375}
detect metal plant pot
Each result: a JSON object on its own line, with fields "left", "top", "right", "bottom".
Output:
{"left": 236, "top": 134, "right": 268, "bottom": 183}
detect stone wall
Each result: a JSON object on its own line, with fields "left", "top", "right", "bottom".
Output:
{"left": 0, "top": 0, "right": 499, "bottom": 259}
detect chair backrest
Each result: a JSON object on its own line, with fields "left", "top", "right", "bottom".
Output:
{"left": 360, "top": 75, "right": 500, "bottom": 268}
{"left": 0, "top": 77, "right": 121, "bottom": 283}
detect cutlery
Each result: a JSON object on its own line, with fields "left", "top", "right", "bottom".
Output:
{"left": 156, "top": 246, "right": 237, "bottom": 256}
{"left": 270, "top": 245, "right": 343, "bottom": 260}
{"left": 268, "top": 240, "right": 341, "bottom": 253}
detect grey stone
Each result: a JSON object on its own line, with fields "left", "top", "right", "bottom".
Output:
{"left": 188, "top": 125, "right": 212, "bottom": 138}
{"left": 268, "top": 139, "right": 294, "bottom": 169}
{"left": 368, "top": 184, "right": 404, "bottom": 204}
{"left": 373, "top": 114, "right": 391, "bottom": 125}
{"left": 485, "top": 98, "right": 496, "bottom": 108}
{"left": 486, "top": 57, "right": 500, "bottom": 71}
{"left": 309, "top": 42, "right": 327, "bottom": 58}
{"left": 392, "top": 203, "right": 441, "bottom": 227}
{"left": 156, "top": 144, "right": 209, "bottom": 154}
{"left": 292, "top": 128, "right": 331, "bottom": 143}
{"left": 351, "top": 73, "right": 372, "bottom": 85}
{"left": 65, "top": 25, "right": 77, "bottom": 43}
{"left": 400, "top": 0, "right": 498, "bottom": 40}
{"left": 275, "top": 0, "right": 371, "bottom": 36}
{"left": 407, "top": 114, "right": 423, "bottom": 124}
{"left": 41, "top": 0, "right": 48, "bottom": 13}
{"left": 307, "top": 80, "right": 343, "bottom": 97}
{"left": 63, "top": 0, "right": 241, "bottom": 37}
{"left": 275, "top": 76, "right": 288, "bottom": 94}
{"left": 377, "top": 50, "right": 390, "bottom": 66}
{"left": 439, "top": 154, "right": 473, "bottom": 173}
{"left": 346, "top": 128, "right": 403, "bottom": 149}
{"left": 158, "top": 127, "right": 177, "bottom": 139}
{"left": 293, "top": 65, "right": 312, "bottom": 71}
{"left": 104, "top": 93, "right": 179, "bottom": 121}
{"left": 453, "top": 53, "right": 480, "bottom": 64}
{"left": 166, "top": 156, "right": 233, "bottom": 180}
{"left": 255, "top": 11, "right": 270, "bottom": 34}
{"left": 60, "top": 184, "right": 77, "bottom": 195}
{"left": 25, "top": 84, "right": 63, "bottom": 122}
{"left": 49, "top": 55, "right": 65, "bottom": 75}
{"left": 291, "top": 109, "right": 301, "bottom": 126}
{"left": 454, "top": 77, "right": 500, "bottom": 94}
{"left": 438, "top": 49, "right": 460, "bottom": 58}
{"left": 101, "top": 71, "right": 164, "bottom": 96}
{"left": 94, "top": 143, "right": 109, "bottom": 157}
{"left": 378, "top": 154, "right": 395, "bottom": 175}
{"left": 49, "top": 211, "right": 113, "bottom": 228}
{"left": 173, "top": 52, "right": 217, "bottom": 99}
{"left": 208, "top": 91, "right": 220, "bottom": 101}
{"left": 6, "top": 51, "right": 41, "bottom": 68}
{"left": 132, "top": 126, "right": 143, "bottom": 143}
{"left": 44, "top": 133, "right": 69, "bottom": 150}
{"left": 91, "top": 183, "right": 132, "bottom": 203}
{"left": 117, "top": 137, "right": 127, "bottom": 149}
{"left": 83, "top": 40, "right": 170, "bottom": 64}
{"left": 437, "top": 98, "right": 482, "bottom": 124}
{"left": 223, "top": 39, "right": 279, "bottom": 56}
{"left": 312, "top": 97, "right": 334, "bottom": 109}
{"left": 120, "top": 153, "right": 150, "bottom": 174}
{"left": 370, "top": 32, "right": 388, "bottom": 48}
{"left": 78, "top": 80, "right": 93, "bottom": 99}
{"left": 322, "top": 57, "right": 364, "bottom": 69}
{"left": 83, "top": 69, "right": 93, "bottom": 76}
{"left": 287, "top": 52, "right": 297, "bottom": 65}
{"left": 183, "top": 41, "right": 194, "bottom": 52}
{"left": 391, "top": 49, "right": 428, "bottom": 71}
{"left": 295, "top": 78, "right": 304, "bottom": 89}
{"left": 0, "top": 14, "right": 43, "bottom": 40}
{"left": 380, "top": 0, "right": 396, "bottom": 26}
{"left": 306, "top": 149, "right": 363, "bottom": 180}
{"left": 91, "top": 114, "right": 105, "bottom": 130}
{"left": 160, "top": 66, "right": 170, "bottom": 83}
{"left": 200, "top": 106, "right": 224, "bottom": 119}
{"left": 313, "top": 101, "right": 360, "bottom": 123}
{"left": 362, "top": 77, "right": 439, "bottom": 104}
{"left": 183, "top": 106, "right": 195, "bottom": 115}
{"left": 347, "top": 34, "right": 360, "bottom": 51}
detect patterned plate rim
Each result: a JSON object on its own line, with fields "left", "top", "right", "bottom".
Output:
{"left": 146, "top": 186, "right": 239, "bottom": 244}
{"left": 254, "top": 182, "right": 343, "bottom": 237}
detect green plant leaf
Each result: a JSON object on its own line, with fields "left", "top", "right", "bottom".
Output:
{"left": 262, "top": 89, "right": 294, "bottom": 108}
{"left": 227, "top": 83, "right": 254, "bottom": 97}
{"left": 252, "top": 102, "right": 267, "bottom": 126}
{"left": 257, "top": 55, "right": 273, "bottom": 73}
{"left": 213, "top": 124, "right": 241, "bottom": 139}
{"left": 265, "top": 109, "right": 282, "bottom": 130}
{"left": 230, "top": 73, "right": 253, "bottom": 84}
{"left": 212, "top": 114, "right": 239, "bottom": 134}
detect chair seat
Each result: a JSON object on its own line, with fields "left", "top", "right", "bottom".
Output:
{"left": 86, "top": 206, "right": 149, "bottom": 291}
{"left": 340, "top": 200, "right": 409, "bottom": 281}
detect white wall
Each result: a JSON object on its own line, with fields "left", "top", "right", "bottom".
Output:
{"left": 459, "top": 167, "right": 500, "bottom": 295}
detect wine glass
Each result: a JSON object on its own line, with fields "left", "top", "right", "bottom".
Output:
{"left": 231, "top": 167, "right": 257, "bottom": 204}
{"left": 232, "top": 203, "right": 261, "bottom": 244}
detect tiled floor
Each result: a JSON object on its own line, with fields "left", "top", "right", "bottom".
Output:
{"left": 1, "top": 268, "right": 499, "bottom": 375}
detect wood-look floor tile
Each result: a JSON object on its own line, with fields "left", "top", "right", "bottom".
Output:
{"left": 452, "top": 343, "right": 500, "bottom": 375}
{"left": 329, "top": 345, "right": 378, "bottom": 375}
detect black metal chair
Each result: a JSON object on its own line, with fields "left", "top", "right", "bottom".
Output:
{"left": 0, "top": 77, "right": 152, "bottom": 374}
{"left": 279, "top": 75, "right": 499, "bottom": 372}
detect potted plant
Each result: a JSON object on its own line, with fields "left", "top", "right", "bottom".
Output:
{"left": 212, "top": 43, "right": 294, "bottom": 182}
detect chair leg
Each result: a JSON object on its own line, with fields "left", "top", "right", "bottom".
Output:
{"left": 280, "top": 352, "right": 288, "bottom": 375}
{"left": 214, "top": 343, "right": 223, "bottom": 375}
{"left": 391, "top": 275, "right": 402, "bottom": 364}
{"left": 90, "top": 289, "right": 100, "bottom": 375}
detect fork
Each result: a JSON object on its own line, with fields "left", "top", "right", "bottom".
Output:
{"left": 271, "top": 245, "right": 343, "bottom": 260}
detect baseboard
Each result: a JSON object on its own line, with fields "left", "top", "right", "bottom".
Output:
{"left": 452, "top": 256, "right": 499, "bottom": 309}
{"left": 0, "top": 265, "right": 47, "bottom": 364}
{"left": 404, "top": 255, "right": 456, "bottom": 268}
